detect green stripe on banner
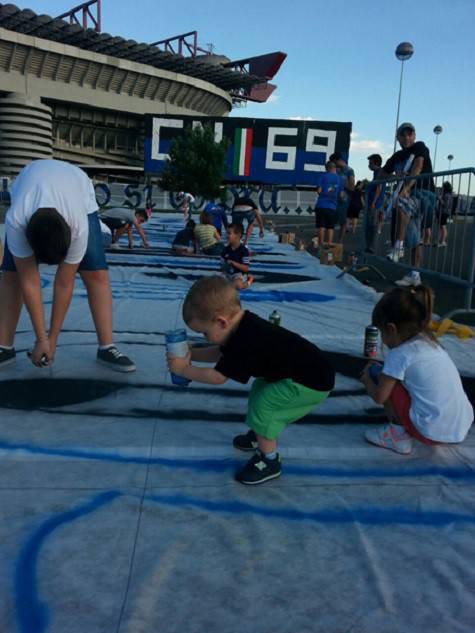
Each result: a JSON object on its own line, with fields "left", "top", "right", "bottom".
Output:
{"left": 233, "top": 128, "right": 242, "bottom": 176}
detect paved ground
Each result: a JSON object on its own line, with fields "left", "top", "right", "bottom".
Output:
{"left": 269, "top": 214, "right": 475, "bottom": 322}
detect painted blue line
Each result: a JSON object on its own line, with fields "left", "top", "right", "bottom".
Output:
{"left": 14, "top": 490, "right": 120, "bottom": 633}
{"left": 12, "top": 488, "right": 475, "bottom": 632}
{"left": 1, "top": 439, "right": 475, "bottom": 480}
{"left": 241, "top": 290, "right": 335, "bottom": 302}
{"left": 145, "top": 493, "right": 475, "bottom": 526}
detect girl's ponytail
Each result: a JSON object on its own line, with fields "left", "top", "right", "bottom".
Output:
{"left": 372, "top": 284, "right": 437, "bottom": 343}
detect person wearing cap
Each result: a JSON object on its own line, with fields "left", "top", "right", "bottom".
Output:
{"left": 365, "top": 153, "right": 386, "bottom": 253}
{"left": 381, "top": 123, "right": 435, "bottom": 265}
{"left": 329, "top": 152, "right": 355, "bottom": 243}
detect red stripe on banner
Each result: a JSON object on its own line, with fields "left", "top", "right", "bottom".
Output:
{"left": 244, "top": 128, "right": 253, "bottom": 176}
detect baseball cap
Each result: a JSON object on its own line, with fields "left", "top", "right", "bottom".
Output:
{"left": 397, "top": 122, "right": 415, "bottom": 136}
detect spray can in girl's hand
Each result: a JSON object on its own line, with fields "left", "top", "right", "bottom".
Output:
{"left": 364, "top": 325, "right": 379, "bottom": 358}
{"left": 165, "top": 329, "right": 191, "bottom": 386}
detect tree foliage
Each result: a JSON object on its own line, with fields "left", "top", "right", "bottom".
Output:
{"left": 160, "top": 125, "right": 228, "bottom": 199}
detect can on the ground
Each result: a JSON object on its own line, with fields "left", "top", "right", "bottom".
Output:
{"left": 165, "top": 329, "right": 191, "bottom": 386}
{"left": 269, "top": 310, "right": 281, "bottom": 326}
{"left": 364, "top": 325, "right": 379, "bottom": 358}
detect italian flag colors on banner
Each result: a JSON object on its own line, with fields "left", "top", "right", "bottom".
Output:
{"left": 233, "top": 128, "right": 253, "bottom": 177}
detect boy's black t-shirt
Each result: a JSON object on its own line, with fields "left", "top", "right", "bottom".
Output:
{"left": 221, "top": 243, "right": 250, "bottom": 266}
{"left": 383, "top": 141, "right": 435, "bottom": 191}
{"left": 215, "top": 311, "right": 335, "bottom": 391}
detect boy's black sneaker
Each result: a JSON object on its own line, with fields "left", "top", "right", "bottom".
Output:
{"left": 235, "top": 451, "right": 281, "bottom": 485}
{"left": 97, "top": 346, "right": 136, "bottom": 372}
{"left": 233, "top": 429, "right": 258, "bottom": 452}
{"left": 0, "top": 346, "right": 16, "bottom": 369}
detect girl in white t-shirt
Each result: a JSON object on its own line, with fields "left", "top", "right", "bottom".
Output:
{"left": 361, "top": 286, "right": 473, "bottom": 454}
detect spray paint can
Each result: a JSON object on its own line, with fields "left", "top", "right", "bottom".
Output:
{"left": 165, "top": 329, "right": 191, "bottom": 386}
{"left": 364, "top": 325, "right": 379, "bottom": 358}
{"left": 269, "top": 310, "right": 281, "bottom": 326}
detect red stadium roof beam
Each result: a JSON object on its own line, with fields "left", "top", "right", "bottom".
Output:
{"left": 223, "top": 51, "right": 287, "bottom": 80}
{"left": 56, "top": 0, "right": 101, "bottom": 32}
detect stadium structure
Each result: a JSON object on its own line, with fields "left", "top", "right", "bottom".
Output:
{"left": 0, "top": 0, "right": 286, "bottom": 176}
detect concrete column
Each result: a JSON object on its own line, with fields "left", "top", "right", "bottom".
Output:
{"left": 0, "top": 93, "right": 53, "bottom": 176}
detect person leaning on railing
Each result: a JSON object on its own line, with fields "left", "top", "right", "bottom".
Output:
{"left": 380, "top": 122, "right": 436, "bottom": 266}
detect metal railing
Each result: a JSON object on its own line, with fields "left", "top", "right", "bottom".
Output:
{"left": 361, "top": 167, "right": 475, "bottom": 317}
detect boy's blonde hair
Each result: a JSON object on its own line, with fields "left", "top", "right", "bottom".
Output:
{"left": 183, "top": 275, "right": 241, "bottom": 324}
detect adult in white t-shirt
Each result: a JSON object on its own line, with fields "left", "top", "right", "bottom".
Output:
{"left": 0, "top": 159, "right": 135, "bottom": 372}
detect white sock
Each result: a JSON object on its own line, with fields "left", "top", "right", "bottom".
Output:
{"left": 264, "top": 451, "right": 277, "bottom": 460}
{"left": 395, "top": 240, "right": 403, "bottom": 250}
{"left": 98, "top": 344, "right": 114, "bottom": 351}
{"left": 0, "top": 345, "right": 14, "bottom": 350}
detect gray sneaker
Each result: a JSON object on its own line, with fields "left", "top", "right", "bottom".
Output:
{"left": 0, "top": 346, "right": 16, "bottom": 369}
{"left": 97, "top": 346, "right": 136, "bottom": 372}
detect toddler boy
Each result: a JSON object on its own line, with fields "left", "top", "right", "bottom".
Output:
{"left": 167, "top": 276, "right": 335, "bottom": 485}
{"left": 220, "top": 224, "right": 253, "bottom": 289}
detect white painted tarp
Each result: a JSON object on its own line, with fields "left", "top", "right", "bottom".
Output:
{"left": 1, "top": 215, "right": 474, "bottom": 633}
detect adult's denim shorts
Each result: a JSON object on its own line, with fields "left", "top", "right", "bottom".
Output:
{"left": 1, "top": 211, "right": 108, "bottom": 272}
{"left": 232, "top": 210, "right": 256, "bottom": 224}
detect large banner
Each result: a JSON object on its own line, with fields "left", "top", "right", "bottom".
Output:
{"left": 144, "top": 115, "right": 352, "bottom": 186}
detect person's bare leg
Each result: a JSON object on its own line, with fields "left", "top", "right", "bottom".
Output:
{"left": 411, "top": 245, "right": 421, "bottom": 267}
{"left": 257, "top": 435, "right": 277, "bottom": 454}
{"left": 396, "top": 209, "right": 409, "bottom": 241}
{"left": 244, "top": 221, "right": 254, "bottom": 244}
{"left": 338, "top": 221, "right": 347, "bottom": 243}
{"left": 0, "top": 271, "right": 23, "bottom": 346}
{"left": 233, "top": 278, "right": 246, "bottom": 290}
{"left": 112, "top": 226, "right": 127, "bottom": 244}
{"left": 327, "top": 228, "right": 334, "bottom": 245}
{"left": 80, "top": 270, "right": 113, "bottom": 346}
{"left": 318, "top": 227, "right": 325, "bottom": 246}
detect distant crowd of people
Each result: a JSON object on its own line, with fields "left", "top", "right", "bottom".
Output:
{"left": 314, "top": 122, "right": 457, "bottom": 272}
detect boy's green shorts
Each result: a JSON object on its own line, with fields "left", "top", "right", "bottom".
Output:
{"left": 246, "top": 377, "right": 330, "bottom": 440}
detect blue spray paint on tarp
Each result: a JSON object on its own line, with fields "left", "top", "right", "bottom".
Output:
{"left": 146, "top": 493, "right": 475, "bottom": 527}
{"left": 1, "top": 439, "right": 475, "bottom": 480}
{"left": 241, "top": 289, "right": 335, "bottom": 303}
{"left": 14, "top": 490, "right": 121, "bottom": 633}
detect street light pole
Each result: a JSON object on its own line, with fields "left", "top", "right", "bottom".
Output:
{"left": 447, "top": 154, "right": 454, "bottom": 170}
{"left": 393, "top": 42, "right": 414, "bottom": 153}
{"left": 433, "top": 125, "right": 443, "bottom": 171}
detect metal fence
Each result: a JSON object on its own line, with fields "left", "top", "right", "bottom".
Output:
{"left": 361, "top": 167, "right": 475, "bottom": 317}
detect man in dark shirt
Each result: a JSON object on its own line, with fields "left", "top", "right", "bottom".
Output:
{"left": 381, "top": 122, "right": 436, "bottom": 265}
{"left": 171, "top": 219, "right": 196, "bottom": 255}
{"left": 167, "top": 276, "right": 335, "bottom": 485}
{"left": 231, "top": 196, "right": 265, "bottom": 245}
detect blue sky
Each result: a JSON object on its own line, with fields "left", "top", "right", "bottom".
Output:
{"left": 19, "top": 0, "right": 475, "bottom": 180}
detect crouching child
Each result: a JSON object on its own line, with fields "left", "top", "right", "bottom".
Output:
{"left": 166, "top": 276, "right": 335, "bottom": 485}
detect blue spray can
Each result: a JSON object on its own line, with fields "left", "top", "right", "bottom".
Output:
{"left": 165, "top": 329, "right": 191, "bottom": 386}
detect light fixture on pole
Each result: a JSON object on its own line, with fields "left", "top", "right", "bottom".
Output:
{"left": 447, "top": 154, "right": 454, "bottom": 170}
{"left": 393, "top": 42, "right": 414, "bottom": 153}
{"left": 433, "top": 125, "right": 443, "bottom": 171}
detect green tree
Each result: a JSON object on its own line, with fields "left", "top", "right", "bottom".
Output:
{"left": 160, "top": 124, "right": 228, "bottom": 199}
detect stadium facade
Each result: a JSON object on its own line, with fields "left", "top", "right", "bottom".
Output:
{"left": 0, "top": 1, "right": 285, "bottom": 175}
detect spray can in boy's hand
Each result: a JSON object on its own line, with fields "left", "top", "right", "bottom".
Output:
{"left": 165, "top": 329, "right": 191, "bottom": 386}
{"left": 269, "top": 310, "right": 281, "bottom": 326}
